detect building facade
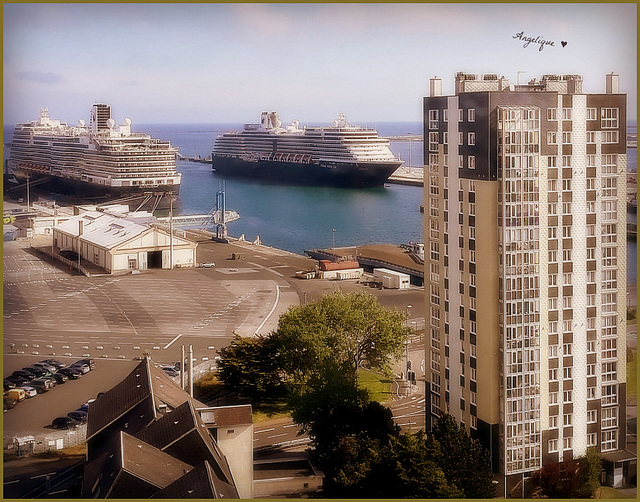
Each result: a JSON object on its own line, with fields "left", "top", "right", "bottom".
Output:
{"left": 423, "top": 72, "right": 628, "bottom": 486}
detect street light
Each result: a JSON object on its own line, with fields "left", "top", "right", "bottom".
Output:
{"left": 405, "top": 305, "right": 412, "bottom": 382}
{"left": 332, "top": 228, "right": 336, "bottom": 250}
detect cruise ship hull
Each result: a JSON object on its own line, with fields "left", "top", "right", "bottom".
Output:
{"left": 9, "top": 169, "right": 180, "bottom": 210}
{"left": 212, "top": 157, "right": 401, "bottom": 187}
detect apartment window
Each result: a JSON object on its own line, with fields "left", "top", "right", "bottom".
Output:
{"left": 470, "top": 415, "right": 477, "bottom": 429}
{"left": 549, "top": 273, "right": 557, "bottom": 285}
{"left": 443, "top": 132, "right": 448, "bottom": 144}
{"left": 563, "top": 343, "right": 572, "bottom": 355}
{"left": 548, "top": 179, "right": 557, "bottom": 192}
{"left": 548, "top": 155, "right": 557, "bottom": 167}
{"left": 563, "top": 271, "right": 572, "bottom": 284}
{"left": 549, "top": 368, "right": 558, "bottom": 381}
{"left": 602, "top": 407, "right": 618, "bottom": 429}
{"left": 563, "top": 367, "right": 573, "bottom": 380}
{"left": 587, "top": 107, "right": 597, "bottom": 120}
{"left": 429, "top": 109, "right": 439, "bottom": 130}
{"left": 601, "top": 430, "right": 617, "bottom": 452}
{"left": 468, "top": 132, "right": 476, "bottom": 146}
{"left": 602, "top": 338, "right": 617, "bottom": 360}
{"left": 562, "top": 249, "right": 572, "bottom": 262}
{"left": 563, "top": 390, "right": 573, "bottom": 403}
{"left": 562, "top": 155, "right": 571, "bottom": 167}
{"left": 602, "top": 361, "right": 617, "bottom": 382}
{"left": 602, "top": 131, "right": 619, "bottom": 143}
{"left": 587, "top": 132, "right": 596, "bottom": 144}
{"left": 587, "top": 363, "right": 596, "bottom": 376}
{"left": 549, "top": 344, "right": 558, "bottom": 357}
{"left": 469, "top": 156, "right": 476, "bottom": 170}
{"left": 549, "top": 415, "right": 558, "bottom": 428}
{"left": 459, "top": 155, "right": 464, "bottom": 168}
{"left": 443, "top": 109, "right": 448, "bottom": 122}
{"left": 562, "top": 108, "right": 572, "bottom": 120}
{"left": 547, "top": 108, "right": 557, "bottom": 121}
{"left": 562, "top": 202, "right": 571, "bottom": 214}
{"left": 562, "top": 132, "right": 572, "bottom": 144}
{"left": 562, "top": 179, "right": 571, "bottom": 192}
{"left": 458, "top": 132, "right": 464, "bottom": 145}
{"left": 587, "top": 386, "right": 596, "bottom": 399}
{"left": 563, "top": 437, "right": 573, "bottom": 450}
{"left": 587, "top": 409, "right": 597, "bottom": 423}
{"left": 587, "top": 433, "right": 597, "bottom": 447}
{"left": 548, "top": 439, "right": 558, "bottom": 453}
{"left": 563, "top": 413, "right": 572, "bottom": 426}
{"left": 549, "top": 250, "right": 557, "bottom": 263}
{"left": 549, "top": 391, "right": 558, "bottom": 405}
{"left": 587, "top": 340, "right": 596, "bottom": 353}
{"left": 429, "top": 132, "right": 439, "bottom": 152}
{"left": 459, "top": 109, "right": 464, "bottom": 122}
{"left": 601, "top": 108, "right": 619, "bottom": 128}
{"left": 547, "top": 132, "right": 557, "bottom": 144}
{"left": 548, "top": 202, "right": 557, "bottom": 215}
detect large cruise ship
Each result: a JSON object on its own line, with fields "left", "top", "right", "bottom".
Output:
{"left": 7, "top": 104, "right": 181, "bottom": 208}
{"left": 212, "top": 112, "right": 403, "bottom": 187}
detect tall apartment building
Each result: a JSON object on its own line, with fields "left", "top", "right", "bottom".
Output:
{"left": 423, "top": 72, "right": 629, "bottom": 488}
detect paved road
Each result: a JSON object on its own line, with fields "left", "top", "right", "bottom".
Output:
{"left": 3, "top": 233, "right": 426, "bottom": 445}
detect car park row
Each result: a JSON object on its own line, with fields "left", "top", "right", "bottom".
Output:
{"left": 3, "top": 358, "right": 95, "bottom": 429}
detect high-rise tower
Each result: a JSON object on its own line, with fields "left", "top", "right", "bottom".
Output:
{"left": 423, "top": 72, "right": 629, "bottom": 489}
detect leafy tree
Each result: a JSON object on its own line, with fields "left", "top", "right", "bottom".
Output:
{"left": 273, "top": 291, "right": 410, "bottom": 387}
{"left": 430, "top": 414, "right": 496, "bottom": 498}
{"left": 577, "top": 447, "right": 602, "bottom": 497}
{"left": 216, "top": 334, "right": 285, "bottom": 403}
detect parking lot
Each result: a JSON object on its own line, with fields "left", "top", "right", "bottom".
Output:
{"left": 3, "top": 232, "right": 425, "bottom": 446}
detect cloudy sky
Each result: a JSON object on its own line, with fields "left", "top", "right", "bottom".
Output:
{"left": 3, "top": 3, "right": 637, "bottom": 125}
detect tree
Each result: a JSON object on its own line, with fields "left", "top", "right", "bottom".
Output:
{"left": 577, "top": 447, "right": 602, "bottom": 497}
{"left": 430, "top": 414, "right": 496, "bottom": 498}
{"left": 273, "top": 291, "right": 410, "bottom": 387}
{"left": 216, "top": 334, "right": 285, "bottom": 403}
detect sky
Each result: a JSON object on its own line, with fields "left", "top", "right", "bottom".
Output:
{"left": 3, "top": 3, "right": 637, "bottom": 126}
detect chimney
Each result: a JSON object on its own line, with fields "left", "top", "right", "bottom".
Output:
{"left": 430, "top": 76, "right": 442, "bottom": 97}
{"left": 606, "top": 72, "right": 619, "bottom": 94}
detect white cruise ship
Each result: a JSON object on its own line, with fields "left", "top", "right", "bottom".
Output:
{"left": 7, "top": 104, "right": 181, "bottom": 207}
{"left": 212, "top": 112, "right": 403, "bottom": 187}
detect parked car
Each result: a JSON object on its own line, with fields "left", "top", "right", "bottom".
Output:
{"left": 19, "top": 368, "right": 40, "bottom": 378}
{"left": 51, "top": 416, "right": 78, "bottom": 429}
{"left": 32, "top": 362, "right": 57, "bottom": 374}
{"left": 12, "top": 369, "right": 37, "bottom": 380}
{"left": 40, "top": 359, "right": 66, "bottom": 369}
{"left": 76, "top": 358, "right": 95, "bottom": 370}
{"left": 77, "top": 403, "right": 89, "bottom": 413}
{"left": 31, "top": 378, "right": 55, "bottom": 393}
{"left": 52, "top": 373, "right": 69, "bottom": 385}
{"left": 4, "top": 396, "right": 18, "bottom": 411}
{"left": 19, "top": 386, "right": 38, "bottom": 398}
{"left": 69, "top": 362, "right": 90, "bottom": 374}
{"left": 4, "top": 388, "right": 26, "bottom": 402}
{"left": 199, "top": 262, "right": 216, "bottom": 268}
{"left": 58, "top": 367, "right": 82, "bottom": 379}
{"left": 6, "top": 375, "right": 31, "bottom": 387}
{"left": 160, "top": 365, "right": 180, "bottom": 378}
{"left": 3, "top": 379, "right": 16, "bottom": 391}
{"left": 67, "top": 410, "right": 87, "bottom": 424}
{"left": 24, "top": 366, "right": 48, "bottom": 377}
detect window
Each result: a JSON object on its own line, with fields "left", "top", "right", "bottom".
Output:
{"left": 468, "top": 132, "right": 475, "bottom": 146}
{"left": 549, "top": 344, "right": 558, "bottom": 357}
{"left": 562, "top": 249, "right": 572, "bottom": 261}
{"left": 549, "top": 415, "right": 558, "bottom": 428}
{"left": 468, "top": 108, "right": 475, "bottom": 122}
{"left": 563, "top": 437, "right": 573, "bottom": 450}
{"left": 469, "top": 156, "right": 476, "bottom": 169}
{"left": 587, "top": 386, "right": 596, "bottom": 399}
{"left": 601, "top": 108, "right": 619, "bottom": 128}
{"left": 562, "top": 179, "right": 571, "bottom": 192}
{"left": 563, "top": 343, "right": 572, "bottom": 355}
{"left": 548, "top": 202, "right": 557, "bottom": 215}
{"left": 562, "top": 155, "right": 571, "bottom": 167}
{"left": 548, "top": 155, "right": 557, "bottom": 167}
{"left": 549, "top": 391, "right": 558, "bottom": 404}
{"left": 547, "top": 132, "right": 557, "bottom": 144}
{"left": 443, "top": 109, "right": 448, "bottom": 122}
{"left": 562, "top": 202, "right": 571, "bottom": 214}
{"left": 587, "top": 108, "right": 597, "bottom": 120}
{"left": 602, "top": 407, "right": 618, "bottom": 429}
{"left": 563, "top": 367, "right": 573, "bottom": 379}
{"left": 602, "top": 361, "right": 617, "bottom": 382}
{"left": 564, "top": 390, "right": 573, "bottom": 402}
{"left": 563, "top": 413, "right": 572, "bottom": 426}
{"left": 429, "top": 109, "right": 439, "bottom": 130}
{"left": 602, "top": 131, "right": 619, "bottom": 143}
{"left": 549, "top": 297, "right": 558, "bottom": 310}
{"left": 601, "top": 430, "right": 617, "bottom": 452}
{"left": 587, "top": 363, "right": 596, "bottom": 376}
{"left": 562, "top": 132, "right": 571, "bottom": 144}
{"left": 587, "top": 132, "right": 596, "bottom": 144}
{"left": 549, "top": 273, "right": 557, "bottom": 285}
{"left": 587, "top": 409, "right": 597, "bottom": 423}
{"left": 459, "top": 155, "right": 463, "bottom": 168}
{"left": 547, "top": 108, "right": 557, "bottom": 121}
{"left": 548, "top": 439, "right": 558, "bottom": 452}
{"left": 429, "top": 132, "right": 439, "bottom": 152}
{"left": 562, "top": 108, "right": 572, "bottom": 120}
{"left": 549, "top": 368, "right": 558, "bottom": 381}
{"left": 548, "top": 179, "right": 557, "bottom": 192}
{"left": 587, "top": 433, "right": 597, "bottom": 447}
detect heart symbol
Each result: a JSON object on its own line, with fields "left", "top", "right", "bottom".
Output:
{"left": 561, "top": 41, "right": 567, "bottom": 47}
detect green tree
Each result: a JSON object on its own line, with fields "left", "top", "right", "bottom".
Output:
{"left": 216, "top": 334, "right": 285, "bottom": 403}
{"left": 577, "top": 447, "right": 602, "bottom": 497}
{"left": 430, "top": 414, "right": 496, "bottom": 498}
{"left": 273, "top": 291, "right": 410, "bottom": 386}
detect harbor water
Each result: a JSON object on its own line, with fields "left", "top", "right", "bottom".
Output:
{"left": 3, "top": 122, "right": 636, "bottom": 284}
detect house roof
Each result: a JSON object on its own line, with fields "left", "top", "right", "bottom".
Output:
{"left": 150, "top": 461, "right": 226, "bottom": 499}
{"left": 197, "top": 404, "right": 253, "bottom": 428}
{"left": 83, "top": 431, "right": 193, "bottom": 498}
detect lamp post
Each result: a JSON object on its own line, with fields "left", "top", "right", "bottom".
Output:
{"left": 332, "top": 228, "right": 335, "bottom": 250}
{"left": 405, "top": 305, "right": 412, "bottom": 382}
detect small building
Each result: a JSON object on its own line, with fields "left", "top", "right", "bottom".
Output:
{"left": 373, "top": 268, "right": 410, "bottom": 289}
{"left": 53, "top": 211, "right": 197, "bottom": 273}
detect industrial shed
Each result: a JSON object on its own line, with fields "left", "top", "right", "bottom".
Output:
{"left": 52, "top": 211, "right": 197, "bottom": 274}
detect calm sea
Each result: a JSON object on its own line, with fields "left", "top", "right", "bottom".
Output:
{"left": 3, "top": 121, "right": 637, "bottom": 283}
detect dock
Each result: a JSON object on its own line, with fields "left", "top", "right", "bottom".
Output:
{"left": 305, "top": 244, "right": 424, "bottom": 286}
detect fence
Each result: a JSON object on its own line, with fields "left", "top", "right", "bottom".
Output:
{"left": 9, "top": 425, "right": 87, "bottom": 457}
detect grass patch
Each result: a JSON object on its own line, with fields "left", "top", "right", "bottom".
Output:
{"left": 628, "top": 350, "right": 637, "bottom": 399}
{"left": 596, "top": 486, "right": 636, "bottom": 498}
{"left": 358, "top": 368, "right": 393, "bottom": 403}
{"left": 252, "top": 399, "right": 292, "bottom": 423}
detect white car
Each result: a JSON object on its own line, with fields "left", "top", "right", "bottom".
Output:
{"left": 199, "top": 262, "right": 215, "bottom": 268}
{"left": 19, "top": 386, "right": 37, "bottom": 398}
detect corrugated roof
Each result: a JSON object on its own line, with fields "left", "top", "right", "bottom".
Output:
{"left": 54, "top": 211, "right": 157, "bottom": 249}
